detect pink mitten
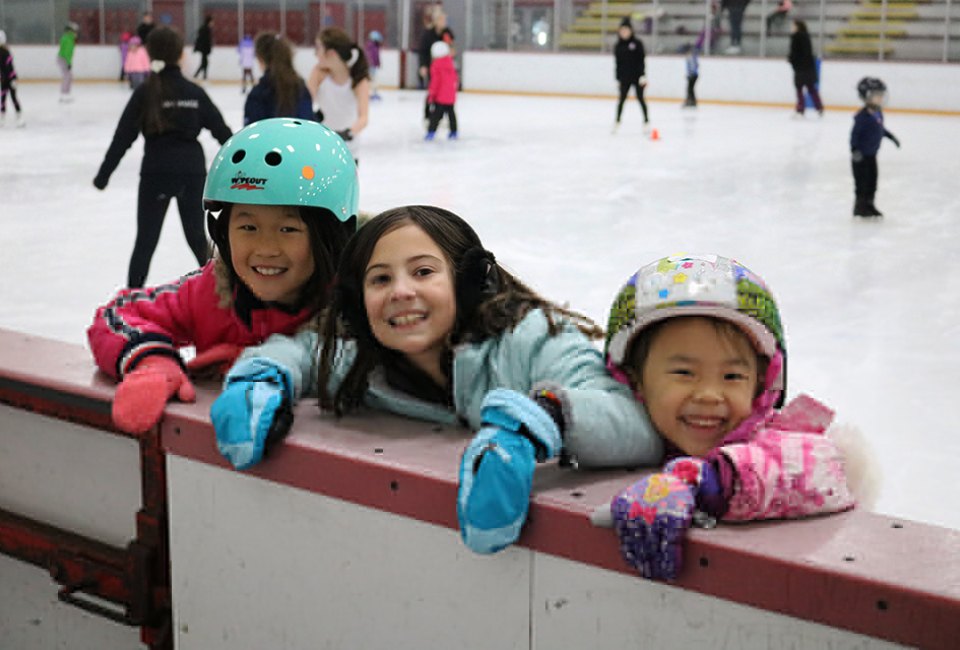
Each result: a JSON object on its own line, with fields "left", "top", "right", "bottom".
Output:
{"left": 112, "top": 356, "right": 196, "bottom": 433}
{"left": 185, "top": 343, "right": 242, "bottom": 379}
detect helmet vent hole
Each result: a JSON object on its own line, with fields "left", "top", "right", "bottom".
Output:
{"left": 265, "top": 151, "right": 282, "bottom": 166}
{"left": 231, "top": 150, "right": 246, "bottom": 164}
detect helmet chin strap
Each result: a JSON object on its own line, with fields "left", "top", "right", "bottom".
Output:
{"left": 719, "top": 350, "right": 783, "bottom": 446}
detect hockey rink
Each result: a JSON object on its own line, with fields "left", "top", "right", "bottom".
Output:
{"left": 2, "top": 80, "right": 958, "bottom": 532}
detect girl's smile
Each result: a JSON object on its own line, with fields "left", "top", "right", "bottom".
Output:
{"left": 363, "top": 223, "right": 457, "bottom": 386}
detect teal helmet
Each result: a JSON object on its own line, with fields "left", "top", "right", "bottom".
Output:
{"left": 204, "top": 118, "right": 359, "bottom": 311}
{"left": 204, "top": 117, "right": 358, "bottom": 221}
{"left": 605, "top": 254, "right": 786, "bottom": 400}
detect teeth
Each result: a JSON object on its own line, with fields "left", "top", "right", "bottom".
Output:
{"left": 685, "top": 416, "right": 723, "bottom": 428}
{"left": 390, "top": 313, "right": 425, "bottom": 326}
{"left": 255, "top": 267, "right": 284, "bottom": 276}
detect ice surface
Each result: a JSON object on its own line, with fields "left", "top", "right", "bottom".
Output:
{"left": 2, "top": 81, "right": 958, "bottom": 530}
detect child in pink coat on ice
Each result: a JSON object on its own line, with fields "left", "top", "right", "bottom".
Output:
{"left": 425, "top": 40, "right": 457, "bottom": 140}
{"left": 124, "top": 35, "right": 150, "bottom": 89}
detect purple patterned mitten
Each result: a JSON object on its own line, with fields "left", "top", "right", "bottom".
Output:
{"left": 610, "top": 473, "right": 696, "bottom": 580}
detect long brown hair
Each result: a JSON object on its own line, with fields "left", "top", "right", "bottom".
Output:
{"left": 141, "top": 26, "right": 183, "bottom": 136}
{"left": 254, "top": 31, "right": 302, "bottom": 116}
{"left": 317, "top": 27, "right": 370, "bottom": 88}
{"left": 317, "top": 205, "right": 603, "bottom": 415}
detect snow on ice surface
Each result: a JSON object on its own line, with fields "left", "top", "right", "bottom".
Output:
{"left": 2, "top": 81, "right": 958, "bottom": 530}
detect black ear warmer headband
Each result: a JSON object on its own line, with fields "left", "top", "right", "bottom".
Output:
{"left": 336, "top": 246, "right": 500, "bottom": 342}
{"left": 455, "top": 247, "right": 499, "bottom": 323}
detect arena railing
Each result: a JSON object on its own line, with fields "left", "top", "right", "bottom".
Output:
{"left": 2, "top": 326, "right": 960, "bottom": 648}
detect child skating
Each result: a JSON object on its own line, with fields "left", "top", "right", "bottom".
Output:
{"left": 365, "top": 30, "right": 383, "bottom": 100}
{"left": 681, "top": 43, "right": 699, "bottom": 109}
{"left": 0, "top": 30, "right": 24, "bottom": 127}
{"left": 425, "top": 40, "right": 458, "bottom": 140}
{"left": 57, "top": 21, "right": 78, "bottom": 102}
{"left": 851, "top": 77, "right": 900, "bottom": 217}
{"left": 123, "top": 35, "right": 150, "bottom": 89}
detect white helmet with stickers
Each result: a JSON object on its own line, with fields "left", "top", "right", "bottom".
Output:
{"left": 604, "top": 254, "right": 786, "bottom": 402}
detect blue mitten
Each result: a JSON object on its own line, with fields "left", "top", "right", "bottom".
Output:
{"left": 457, "top": 388, "right": 562, "bottom": 554}
{"left": 610, "top": 458, "right": 722, "bottom": 580}
{"left": 210, "top": 358, "right": 294, "bottom": 470}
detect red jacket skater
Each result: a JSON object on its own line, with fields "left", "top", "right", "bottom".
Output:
{"left": 428, "top": 54, "right": 457, "bottom": 105}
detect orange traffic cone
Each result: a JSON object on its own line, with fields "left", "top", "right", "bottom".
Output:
{"left": 650, "top": 128, "right": 660, "bottom": 141}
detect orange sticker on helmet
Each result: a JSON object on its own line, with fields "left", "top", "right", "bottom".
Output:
{"left": 302, "top": 166, "right": 315, "bottom": 180}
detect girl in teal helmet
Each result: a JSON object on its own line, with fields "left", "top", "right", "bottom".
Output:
{"left": 88, "top": 118, "right": 359, "bottom": 438}
{"left": 594, "top": 254, "right": 866, "bottom": 582}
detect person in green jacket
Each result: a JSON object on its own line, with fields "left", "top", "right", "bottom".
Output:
{"left": 57, "top": 21, "right": 78, "bottom": 102}
{"left": 211, "top": 205, "right": 663, "bottom": 553}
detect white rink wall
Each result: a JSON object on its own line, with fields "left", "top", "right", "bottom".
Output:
{"left": 13, "top": 45, "right": 960, "bottom": 112}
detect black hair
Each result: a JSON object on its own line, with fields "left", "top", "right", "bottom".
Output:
{"left": 625, "top": 315, "right": 768, "bottom": 399}
{"left": 317, "top": 205, "right": 603, "bottom": 415}
{"left": 208, "top": 204, "right": 354, "bottom": 316}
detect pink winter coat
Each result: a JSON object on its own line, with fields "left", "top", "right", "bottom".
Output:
{"left": 427, "top": 56, "right": 458, "bottom": 105}
{"left": 88, "top": 260, "right": 314, "bottom": 379}
{"left": 708, "top": 394, "right": 855, "bottom": 521}
{"left": 123, "top": 45, "right": 150, "bottom": 74}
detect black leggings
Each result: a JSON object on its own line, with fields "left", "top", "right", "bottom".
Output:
{"left": 616, "top": 80, "right": 648, "bottom": 123}
{"left": 852, "top": 155, "right": 878, "bottom": 201}
{"left": 427, "top": 103, "right": 458, "bottom": 134}
{"left": 128, "top": 173, "right": 209, "bottom": 288}
{"left": 194, "top": 53, "right": 209, "bottom": 79}
{"left": 0, "top": 85, "right": 21, "bottom": 113}
{"left": 686, "top": 74, "right": 698, "bottom": 104}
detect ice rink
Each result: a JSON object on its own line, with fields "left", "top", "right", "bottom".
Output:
{"left": 2, "top": 80, "right": 958, "bottom": 531}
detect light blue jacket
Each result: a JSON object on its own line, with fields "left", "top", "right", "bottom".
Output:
{"left": 238, "top": 309, "right": 662, "bottom": 468}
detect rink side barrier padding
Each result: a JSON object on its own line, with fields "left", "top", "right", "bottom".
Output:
{"left": 0, "top": 329, "right": 171, "bottom": 649}
{"left": 2, "top": 328, "right": 960, "bottom": 649}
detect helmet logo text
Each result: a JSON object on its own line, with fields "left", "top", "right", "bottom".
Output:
{"left": 230, "top": 172, "right": 267, "bottom": 191}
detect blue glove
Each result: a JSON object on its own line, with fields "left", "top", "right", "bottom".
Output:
{"left": 457, "top": 388, "right": 561, "bottom": 554}
{"left": 610, "top": 458, "right": 722, "bottom": 580}
{"left": 210, "top": 358, "right": 294, "bottom": 470}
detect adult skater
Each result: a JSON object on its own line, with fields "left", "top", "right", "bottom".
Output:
{"left": 93, "top": 26, "right": 233, "bottom": 288}
{"left": 193, "top": 15, "right": 214, "bottom": 81}
{"left": 788, "top": 19, "right": 823, "bottom": 117}
{"left": 613, "top": 17, "right": 649, "bottom": 133}
{"left": 417, "top": 6, "right": 455, "bottom": 120}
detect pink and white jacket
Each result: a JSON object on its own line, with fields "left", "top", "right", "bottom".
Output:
{"left": 123, "top": 45, "right": 150, "bottom": 75}
{"left": 88, "top": 260, "right": 313, "bottom": 379}
{"left": 706, "top": 394, "right": 855, "bottom": 521}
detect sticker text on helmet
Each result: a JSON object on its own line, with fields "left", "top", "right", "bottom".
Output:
{"left": 230, "top": 172, "right": 267, "bottom": 191}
